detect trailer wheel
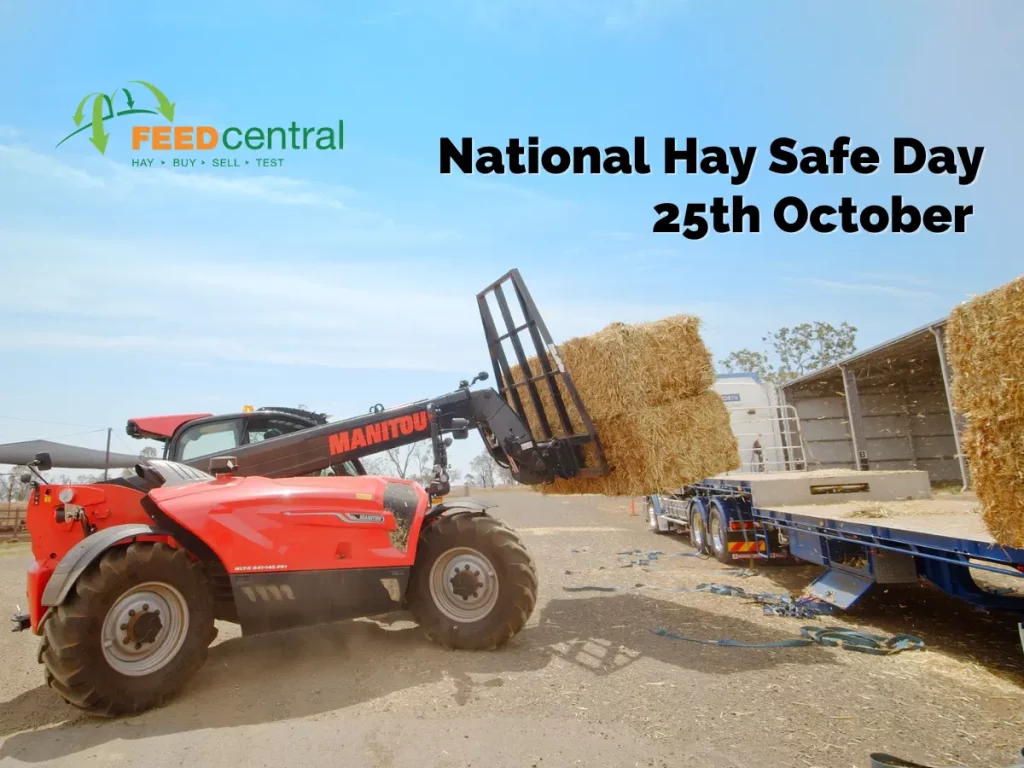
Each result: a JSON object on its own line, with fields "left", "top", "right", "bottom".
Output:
{"left": 647, "top": 501, "right": 667, "bottom": 535}
{"left": 688, "top": 503, "right": 707, "bottom": 553}
{"left": 39, "top": 542, "right": 215, "bottom": 717}
{"left": 708, "top": 508, "right": 732, "bottom": 565}
{"left": 407, "top": 512, "right": 538, "bottom": 651}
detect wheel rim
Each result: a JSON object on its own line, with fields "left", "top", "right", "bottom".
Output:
{"left": 710, "top": 514, "right": 726, "bottom": 556}
{"left": 691, "top": 509, "right": 704, "bottom": 549}
{"left": 101, "top": 581, "right": 190, "bottom": 677}
{"left": 648, "top": 504, "right": 658, "bottom": 530}
{"left": 429, "top": 547, "right": 499, "bottom": 623}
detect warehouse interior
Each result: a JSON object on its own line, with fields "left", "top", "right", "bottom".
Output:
{"left": 781, "top": 319, "right": 968, "bottom": 486}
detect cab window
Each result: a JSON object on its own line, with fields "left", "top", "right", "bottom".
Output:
{"left": 244, "top": 416, "right": 308, "bottom": 445}
{"left": 177, "top": 419, "right": 242, "bottom": 461}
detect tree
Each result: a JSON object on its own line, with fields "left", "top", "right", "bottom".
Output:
{"left": 1, "top": 467, "right": 29, "bottom": 504}
{"left": 362, "top": 442, "right": 438, "bottom": 484}
{"left": 468, "top": 451, "right": 515, "bottom": 487}
{"left": 716, "top": 349, "right": 773, "bottom": 382}
{"left": 718, "top": 321, "right": 857, "bottom": 383}
{"left": 382, "top": 442, "right": 432, "bottom": 480}
{"left": 469, "top": 453, "right": 496, "bottom": 487}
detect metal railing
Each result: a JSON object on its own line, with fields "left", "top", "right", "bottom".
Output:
{"left": 721, "top": 404, "right": 807, "bottom": 475}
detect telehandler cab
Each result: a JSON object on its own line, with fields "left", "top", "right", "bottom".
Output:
{"left": 12, "top": 270, "right": 610, "bottom": 716}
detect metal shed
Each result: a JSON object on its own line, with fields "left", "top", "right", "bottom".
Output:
{"left": 780, "top": 319, "right": 968, "bottom": 487}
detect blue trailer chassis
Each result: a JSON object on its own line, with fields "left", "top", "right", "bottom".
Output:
{"left": 649, "top": 477, "right": 1024, "bottom": 622}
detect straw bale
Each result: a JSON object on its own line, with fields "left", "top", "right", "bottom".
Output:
{"left": 508, "top": 315, "right": 715, "bottom": 420}
{"left": 539, "top": 392, "right": 741, "bottom": 497}
{"left": 960, "top": 420, "right": 1024, "bottom": 548}
{"left": 946, "top": 275, "right": 1024, "bottom": 547}
{"left": 946, "top": 275, "right": 1024, "bottom": 423}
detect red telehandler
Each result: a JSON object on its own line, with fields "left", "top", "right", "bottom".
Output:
{"left": 10, "top": 270, "right": 610, "bottom": 716}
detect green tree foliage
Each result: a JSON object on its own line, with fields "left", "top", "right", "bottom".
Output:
{"left": 718, "top": 321, "right": 857, "bottom": 383}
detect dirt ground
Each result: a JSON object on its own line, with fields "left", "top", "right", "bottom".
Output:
{"left": 1, "top": 490, "right": 1023, "bottom": 768}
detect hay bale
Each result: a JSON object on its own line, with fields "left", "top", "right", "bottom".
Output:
{"left": 946, "top": 275, "right": 1024, "bottom": 423}
{"left": 501, "top": 314, "right": 734, "bottom": 495}
{"left": 508, "top": 315, "right": 714, "bottom": 423}
{"left": 960, "top": 424, "right": 1024, "bottom": 547}
{"left": 946, "top": 275, "right": 1024, "bottom": 547}
{"left": 540, "top": 392, "right": 741, "bottom": 496}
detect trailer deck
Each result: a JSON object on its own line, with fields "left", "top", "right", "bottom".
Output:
{"left": 649, "top": 470, "right": 1024, "bottom": 638}
{"left": 771, "top": 496, "right": 991, "bottom": 542}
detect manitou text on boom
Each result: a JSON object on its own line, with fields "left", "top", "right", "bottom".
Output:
{"left": 439, "top": 137, "right": 984, "bottom": 186}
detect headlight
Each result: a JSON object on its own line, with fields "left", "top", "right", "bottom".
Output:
{"left": 58, "top": 488, "right": 75, "bottom": 504}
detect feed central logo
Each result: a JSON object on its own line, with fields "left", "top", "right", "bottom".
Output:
{"left": 57, "top": 81, "right": 344, "bottom": 169}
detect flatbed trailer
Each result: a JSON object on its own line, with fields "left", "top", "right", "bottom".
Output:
{"left": 647, "top": 469, "right": 1024, "bottom": 648}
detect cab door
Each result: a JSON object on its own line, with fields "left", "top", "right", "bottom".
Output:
{"left": 173, "top": 417, "right": 245, "bottom": 465}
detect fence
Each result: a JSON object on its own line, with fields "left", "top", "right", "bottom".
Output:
{"left": 1, "top": 502, "right": 28, "bottom": 534}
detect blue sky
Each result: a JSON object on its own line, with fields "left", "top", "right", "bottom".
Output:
{"left": 1, "top": 0, "right": 1022, "bottom": 476}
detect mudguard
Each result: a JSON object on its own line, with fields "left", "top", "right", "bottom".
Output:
{"left": 40, "top": 524, "right": 164, "bottom": 607}
{"left": 425, "top": 498, "right": 495, "bottom": 522}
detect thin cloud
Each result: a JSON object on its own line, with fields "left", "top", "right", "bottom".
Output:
{"left": 0, "top": 229, "right": 727, "bottom": 372}
{"left": 0, "top": 141, "right": 358, "bottom": 212}
{"left": 361, "top": 7, "right": 408, "bottom": 24}
{"left": 857, "top": 272, "right": 935, "bottom": 289}
{"left": 603, "top": 0, "right": 688, "bottom": 29}
{"left": 118, "top": 167, "right": 357, "bottom": 211}
{"left": 458, "top": 176, "right": 579, "bottom": 210}
{"left": 456, "top": 0, "right": 687, "bottom": 29}
{"left": 0, "top": 145, "right": 105, "bottom": 188}
{"left": 785, "top": 276, "right": 937, "bottom": 298}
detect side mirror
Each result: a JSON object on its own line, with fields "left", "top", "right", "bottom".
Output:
{"left": 19, "top": 473, "right": 32, "bottom": 484}
{"left": 443, "top": 437, "right": 453, "bottom": 448}
{"left": 209, "top": 456, "right": 238, "bottom": 475}
{"left": 449, "top": 417, "right": 470, "bottom": 441}
{"left": 33, "top": 452, "right": 52, "bottom": 472}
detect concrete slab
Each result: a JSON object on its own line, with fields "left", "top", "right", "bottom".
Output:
{"left": 716, "top": 469, "right": 932, "bottom": 508}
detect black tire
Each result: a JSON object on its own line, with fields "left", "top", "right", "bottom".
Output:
{"left": 688, "top": 503, "right": 707, "bottom": 553}
{"left": 407, "top": 512, "right": 537, "bottom": 651}
{"left": 39, "top": 542, "right": 216, "bottom": 717}
{"left": 647, "top": 501, "right": 668, "bottom": 535}
{"left": 708, "top": 507, "right": 732, "bottom": 565}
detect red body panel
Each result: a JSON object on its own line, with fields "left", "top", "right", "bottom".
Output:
{"left": 24, "top": 472, "right": 429, "bottom": 634}
{"left": 149, "top": 475, "right": 428, "bottom": 574}
{"left": 25, "top": 482, "right": 159, "bottom": 633}
{"left": 128, "top": 413, "right": 213, "bottom": 440}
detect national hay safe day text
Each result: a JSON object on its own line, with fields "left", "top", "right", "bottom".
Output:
{"left": 438, "top": 136, "right": 981, "bottom": 240}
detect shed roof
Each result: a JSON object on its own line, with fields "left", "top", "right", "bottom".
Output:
{"left": 781, "top": 316, "right": 948, "bottom": 391}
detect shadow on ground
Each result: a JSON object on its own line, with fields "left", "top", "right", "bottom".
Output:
{"left": 0, "top": 591, "right": 837, "bottom": 762}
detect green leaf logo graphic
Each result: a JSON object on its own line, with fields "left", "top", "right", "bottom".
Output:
{"left": 57, "top": 82, "right": 173, "bottom": 154}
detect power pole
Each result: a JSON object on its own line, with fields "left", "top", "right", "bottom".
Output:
{"left": 104, "top": 428, "right": 112, "bottom": 481}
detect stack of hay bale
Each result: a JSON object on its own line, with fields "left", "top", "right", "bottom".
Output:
{"left": 946, "top": 275, "right": 1024, "bottom": 548}
{"left": 510, "top": 315, "right": 740, "bottom": 496}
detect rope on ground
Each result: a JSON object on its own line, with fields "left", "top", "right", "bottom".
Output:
{"left": 695, "top": 582, "right": 836, "bottom": 618}
{"left": 870, "top": 745, "right": 1024, "bottom": 768}
{"left": 651, "top": 626, "right": 925, "bottom": 655}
